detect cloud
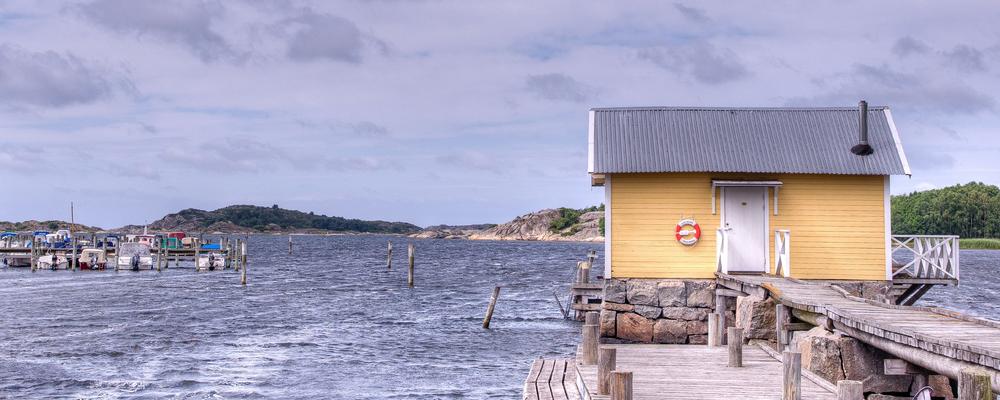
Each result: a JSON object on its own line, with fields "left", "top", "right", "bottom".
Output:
{"left": 906, "top": 146, "right": 956, "bottom": 171}
{"left": 673, "top": 3, "right": 710, "bottom": 23}
{"left": 794, "top": 63, "right": 994, "bottom": 114}
{"left": 525, "top": 73, "right": 593, "bottom": 103}
{"left": 351, "top": 121, "right": 389, "bottom": 137}
{"left": 914, "top": 182, "right": 937, "bottom": 192}
{"left": 892, "top": 37, "right": 930, "bottom": 57}
{"left": 283, "top": 9, "right": 367, "bottom": 63}
{"left": 0, "top": 45, "right": 128, "bottom": 107}
{"left": 638, "top": 41, "right": 749, "bottom": 84}
{"left": 325, "top": 156, "right": 400, "bottom": 172}
{"left": 76, "top": 0, "right": 236, "bottom": 62}
{"left": 941, "top": 45, "right": 987, "bottom": 73}
{"left": 435, "top": 151, "right": 502, "bottom": 174}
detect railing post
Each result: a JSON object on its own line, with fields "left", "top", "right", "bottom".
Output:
{"left": 598, "top": 347, "right": 617, "bottom": 395}
{"left": 776, "top": 304, "right": 789, "bottom": 352}
{"left": 783, "top": 351, "right": 802, "bottom": 400}
{"left": 727, "top": 327, "right": 743, "bottom": 367}
{"left": 610, "top": 371, "right": 633, "bottom": 400}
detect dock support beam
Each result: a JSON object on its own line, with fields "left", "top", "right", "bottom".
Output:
{"left": 581, "top": 311, "right": 599, "bottom": 365}
{"left": 959, "top": 368, "right": 994, "bottom": 400}
{"left": 610, "top": 371, "right": 633, "bottom": 400}
{"left": 783, "top": 351, "right": 802, "bottom": 400}
{"left": 836, "top": 380, "right": 863, "bottom": 400}
{"left": 727, "top": 327, "right": 743, "bottom": 367}
{"left": 386, "top": 241, "right": 392, "bottom": 269}
{"left": 598, "top": 347, "right": 616, "bottom": 395}
{"left": 708, "top": 313, "right": 722, "bottom": 347}
{"left": 776, "top": 304, "right": 789, "bottom": 352}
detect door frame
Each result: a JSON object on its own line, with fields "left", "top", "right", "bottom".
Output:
{"left": 720, "top": 186, "right": 770, "bottom": 273}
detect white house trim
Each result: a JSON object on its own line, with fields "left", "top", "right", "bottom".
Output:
{"left": 604, "top": 174, "right": 612, "bottom": 278}
{"left": 587, "top": 110, "right": 596, "bottom": 173}
{"left": 884, "top": 108, "right": 912, "bottom": 176}
{"left": 884, "top": 175, "right": 892, "bottom": 280}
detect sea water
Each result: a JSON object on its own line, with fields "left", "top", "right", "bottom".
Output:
{"left": 0, "top": 235, "right": 995, "bottom": 399}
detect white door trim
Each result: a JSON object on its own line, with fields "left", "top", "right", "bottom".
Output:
{"left": 720, "top": 186, "right": 769, "bottom": 273}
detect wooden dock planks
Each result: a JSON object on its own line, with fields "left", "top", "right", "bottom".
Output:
{"left": 718, "top": 273, "right": 1000, "bottom": 371}
{"left": 576, "top": 344, "right": 836, "bottom": 400}
{"left": 523, "top": 358, "right": 579, "bottom": 400}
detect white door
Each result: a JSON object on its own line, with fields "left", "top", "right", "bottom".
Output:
{"left": 723, "top": 187, "right": 767, "bottom": 273}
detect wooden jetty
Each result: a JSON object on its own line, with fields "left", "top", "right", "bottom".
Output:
{"left": 572, "top": 344, "right": 837, "bottom": 400}
{"left": 568, "top": 251, "right": 603, "bottom": 319}
{"left": 717, "top": 273, "right": 1000, "bottom": 392}
{"left": 524, "top": 358, "right": 580, "bottom": 400}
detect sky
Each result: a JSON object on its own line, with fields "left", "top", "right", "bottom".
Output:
{"left": 1, "top": 1, "right": 999, "bottom": 228}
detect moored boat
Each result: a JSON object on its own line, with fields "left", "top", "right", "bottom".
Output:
{"left": 196, "top": 252, "right": 225, "bottom": 271}
{"left": 38, "top": 254, "right": 69, "bottom": 270}
{"left": 79, "top": 248, "right": 107, "bottom": 270}
{"left": 116, "top": 243, "right": 153, "bottom": 271}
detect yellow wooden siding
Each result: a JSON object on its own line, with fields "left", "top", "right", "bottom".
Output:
{"left": 609, "top": 173, "right": 886, "bottom": 280}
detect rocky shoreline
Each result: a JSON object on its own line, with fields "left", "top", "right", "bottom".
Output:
{"left": 410, "top": 208, "right": 604, "bottom": 242}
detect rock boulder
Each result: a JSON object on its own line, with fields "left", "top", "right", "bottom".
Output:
{"left": 605, "top": 279, "right": 627, "bottom": 303}
{"left": 617, "top": 312, "right": 654, "bottom": 342}
{"left": 736, "top": 294, "right": 776, "bottom": 341}
{"left": 656, "top": 281, "right": 686, "bottom": 307}
{"left": 627, "top": 279, "right": 659, "bottom": 306}
{"left": 685, "top": 280, "right": 716, "bottom": 307}
{"left": 652, "top": 319, "right": 687, "bottom": 344}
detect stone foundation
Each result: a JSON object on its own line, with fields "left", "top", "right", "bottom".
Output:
{"left": 600, "top": 278, "right": 733, "bottom": 344}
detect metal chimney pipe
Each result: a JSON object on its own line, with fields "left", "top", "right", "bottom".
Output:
{"left": 851, "top": 100, "right": 874, "bottom": 155}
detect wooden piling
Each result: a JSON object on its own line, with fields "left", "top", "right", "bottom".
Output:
{"left": 836, "top": 380, "right": 863, "bottom": 400}
{"left": 407, "top": 244, "right": 414, "bottom": 288}
{"left": 482, "top": 286, "right": 501, "bottom": 329}
{"left": 958, "top": 367, "right": 994, "bottom": 400}
{"left": 776, "top": 303, "right": 789, "bottom": 352}
{"left": 156, "top": 244, "right": 162, "bottom": 272}
{"left": 71, "top": 237, "right": 77, "bottom": 271}
{"left": 708, "top": 313, "right": 722, "bottom": 347}
{"left": 715, "top": 294, "right": 727, "bottom": 344}
{"left": 386, "top": 241, "right": 392, "bottom": 269}
{"left": 288, "top": 235, "right": 292, "bottom": 255}
{"left": 782, "top": 351, "right": 802, "bottom": 400}
{"left": 241, "top": 241, "right": 247, "bottom": 270}
{"left": 610, "top": 371, "right": 633, "bottom": 400}
{"left": 241, "top": 252, "right": 247, "bottom": 286}
{"left": 581, "top": 311, "right": 600, "bottom": 365}
{"left": 598, "top": 347, "right": 617, "bottom": 395}
{"left": 194, "top": 243, "right": 200, "bottom": 272}
{"left": 30, "top": 238, "right": 37, "bottom": 272}
{"left": 727, "top": 327, "right": 743, "bottom": 367}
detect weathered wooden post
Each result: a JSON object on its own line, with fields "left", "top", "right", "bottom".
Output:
{"left": 715, "top": 294, "right": 727, "bottom": 344}
{"left": 287, "top": 235, "right": 292, "bottom": 255}
{"left": 610, "top": 371, "right": 633, "bottom": 400}
{"left": 836, "top": 380, "right": 863, "bottom": 400}
{"left": 958, "top": 367, "right": 994, "bottom": 400}
{"left": 708, "top": 313, "right": 722, "bottom": 347}
{"left": 598, "top": 347, "right": 617, "bottom": 395}
{"left": 727, "top": 327, "right": 743, "bottom": 367}
{"left": 482, "top": 286, "right": 501, "bottom": 328}
{"left": 776, "top": 303, "right": 789, "bottom": 352}
{"left": 581, "top": 311, "right": 600, "bottom": 365}
{"left": 407, "top": 244, "right": 415, "bottom": 287}
{"left": 194, "top": 243, "right": 201, "bottom": 272}
{"left": 241, "top": 252, "right": 247, "bottom": 286}
{"left": 156, "top": 244, "right": 162, "bottom": 272}
{"left": 386, "top": 241, "right": 393, "bottom": 269}
{"left": 241, "top": 241, "right": 247, "bottom": 270}
{"left": 71, "top": 237, "right": 77, "bottom": 271}
{"left": 30, "top": 237, "right": 37, "bottom": 272}
{"left": 782, "top": 351, "right": 802, "bottom": 400}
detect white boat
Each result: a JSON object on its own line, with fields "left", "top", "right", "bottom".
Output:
{"left": 38, "top": 254, "right": 69, "bottom": 270}
{"left": 196, "top": 252, "right": 225, "bottom": 271}
{"left": 2, "top": 254, "right": 31, "bottom": 268}
{"left": 116, "top": 243, "right": 153, "bottom": 271}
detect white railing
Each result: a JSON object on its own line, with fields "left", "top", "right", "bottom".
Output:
{"left": 774, "top": 229, "right": 790, "bottom": 277}
{"left": 891, "top": 235, "right": 960, "bottom": 281}
{"left": 716, "top": 227, "right": 732, "bottom": 273}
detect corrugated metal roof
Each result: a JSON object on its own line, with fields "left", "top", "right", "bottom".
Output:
{"left": 589, "top": 107, "right": 910, "bottom": 175}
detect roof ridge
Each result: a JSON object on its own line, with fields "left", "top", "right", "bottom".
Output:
{"left": 590, "top": 106, "right": 889, "bottom": 111}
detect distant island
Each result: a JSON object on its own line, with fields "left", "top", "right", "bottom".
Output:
{"left": 117, "top": 205, "right": 422, "bottom": 234}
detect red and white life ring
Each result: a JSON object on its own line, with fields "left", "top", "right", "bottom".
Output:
{"left": 675, "top": 218, "right": 701, "bottom": 246}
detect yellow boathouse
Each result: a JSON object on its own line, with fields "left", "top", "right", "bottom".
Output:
{"left": 586, "top": 103, "right": 957, "bottom": 344}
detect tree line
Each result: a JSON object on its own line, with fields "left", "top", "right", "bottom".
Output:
{"left": 892, "top": 182, "right": 1000, "bottom": 238}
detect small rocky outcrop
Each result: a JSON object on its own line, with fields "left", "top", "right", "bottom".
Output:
{"left": 736, "top": 293, "right": 777, "bottom": 341}
{"left": 468, "top": 209, "right": 603, "bottom": 242}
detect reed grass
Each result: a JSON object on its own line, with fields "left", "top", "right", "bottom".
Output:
{"left": 959, "top": 238, "right": 1000, "bottom": 250}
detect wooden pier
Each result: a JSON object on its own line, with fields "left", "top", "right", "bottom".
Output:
{"left": 524, "top": 358, "right": 580, "bottom": 400}
{"left": 572, "top": 344, "right": 837, "bottom": 400}
{"left": 717, "top": 273, "right": 1000, "bottom": 392}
